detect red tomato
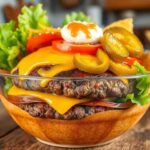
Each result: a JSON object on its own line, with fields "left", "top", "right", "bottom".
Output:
{"left": 123, "top": 57, "right": 142, "bottom": 66}
{"left": 52, "top": 40, "right": 103, "bottom": 55}
{"left": 27, "top": 32, "right": 62, "bottom": 53}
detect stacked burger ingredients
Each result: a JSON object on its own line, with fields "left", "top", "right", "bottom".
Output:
{"left": 1, "top": 4, "right": 150, "bottom": 120}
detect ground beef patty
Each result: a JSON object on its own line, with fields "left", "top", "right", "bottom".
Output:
{"left": 8, "top": 95, "right": 114, "bottom": 119}
{"left": 12, "top": 68, "right": 135, "bottom": 99}
{"left": 16, "top": 102, "right": 113, "bottom": 120}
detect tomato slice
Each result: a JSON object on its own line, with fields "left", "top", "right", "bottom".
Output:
{"left": 52, "top": 40, "right": 103, "bottom": 55}
{"left": 123, "top": 57, "right": 142, "bottom": 66}
{"left": 27, "top": 32, "right": 62, "bottom": 53}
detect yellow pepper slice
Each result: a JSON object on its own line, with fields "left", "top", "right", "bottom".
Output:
{"left": 109, "top": 59, "right": 137, "bottom": 76}
{"left": 101, "top": 32, "right": 129, "bottom": 62}
{"left": 104, "top": 27, "right": 144, "bottom": 58}
{"left": 74, "top": 49, "right": 110, "bottom": 74}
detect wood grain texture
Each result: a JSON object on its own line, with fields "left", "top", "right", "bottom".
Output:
{"left": 0, "top": 109, "right": 150, "bottom": 150}
{"left": 0, "top": 102, "right": 17, "bottom": 138}
{"left": 105, "top": 0, "right": 150, "bottom": 10}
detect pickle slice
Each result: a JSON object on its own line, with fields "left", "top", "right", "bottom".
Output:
{"left": 101, "top": 32, "right": 129, "bottom": 62}
{"left": 104, "top": 27, "right": 144, "bottom": 58}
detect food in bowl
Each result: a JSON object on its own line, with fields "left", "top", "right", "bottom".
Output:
{"left": 0, "top": 4, "right": 150, "bottom": 148}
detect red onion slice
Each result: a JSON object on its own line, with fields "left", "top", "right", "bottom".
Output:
{"left": 8, "top": 95, "right": 42, "bottom": 104}
{"left": 81, "top": 99, "right": 134, "bottom": 109}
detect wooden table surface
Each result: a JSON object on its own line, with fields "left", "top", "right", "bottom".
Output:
{"left": 0, "top": 102, "right": 150, "bottom": 150}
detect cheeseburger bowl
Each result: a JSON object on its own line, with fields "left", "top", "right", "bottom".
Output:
{"left": 0, "top": 73, "right": 150, "bottom": 147}
{"left": 0, "top": 4, "right": 150, "bottom": 148}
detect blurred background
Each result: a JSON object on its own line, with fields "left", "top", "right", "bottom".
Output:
{"left": 1, "top": 0, "right": 150, "bottom": 48}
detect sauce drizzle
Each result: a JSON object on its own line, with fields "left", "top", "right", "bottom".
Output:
{"left": 68, "top": 22, "right": 96, "bottom": 38}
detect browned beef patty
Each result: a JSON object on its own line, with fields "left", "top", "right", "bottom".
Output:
{"left": 8, "top": 94, "right": 132, "bottom": 120}
{"left": 16, "top": 103, "right": 113, "bottom": 120}
{"left": 12, "top": 68, "right": 135, "bottom": 99}
{"left": 8, "top": 95, "right": 113, "bottom": 119}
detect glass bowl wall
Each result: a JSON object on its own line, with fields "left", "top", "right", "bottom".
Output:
{"left": 0, "top": 73, "right": 149, "bottom": 148}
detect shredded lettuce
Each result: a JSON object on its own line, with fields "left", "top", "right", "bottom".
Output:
{"left": 62, "top": 12, "right": 92, "bottom": 26}
{"left": 0, "top": 21, "right": 20, "bottom": 70}
{"left": 17, "top": 4, "right": 50, "bottom": 53}
{"left": 125, "top": 61, "right": 150, "bottom": 105}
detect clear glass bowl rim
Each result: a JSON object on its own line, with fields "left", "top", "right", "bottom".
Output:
{"left": 0, "top": 72, "right": 150, "bottom": 80}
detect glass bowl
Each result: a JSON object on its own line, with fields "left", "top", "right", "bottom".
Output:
{"left": 0, "top": 73, "right": 149, "bottom": 148}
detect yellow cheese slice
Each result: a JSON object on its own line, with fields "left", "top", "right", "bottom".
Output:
{"left": 38, "top": 63, "right": 75, "bottom": 87}
{"left": 8, "top": 86, "right": 90, "bottom": 114}
{"left": 12, "top": 46, "right": 74, "bottom": 75}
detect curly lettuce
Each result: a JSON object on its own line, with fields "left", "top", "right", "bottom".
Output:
{"left": 0, "top": 4, "right": 50, "bottom": 70}
{"left": 17, "top": 3, "right": 50, "bottom": 53}
{"left": 62, "top": 12, "right": 92, "bottom": 26}
{"left": 125, "top": 61, "right": 150, "bottom": 105}
{"left": 0, "top": 21, "right": 20, "bottom": 70}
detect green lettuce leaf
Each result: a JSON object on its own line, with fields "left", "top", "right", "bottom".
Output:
{"left": 62, "top": 12, "right": 92, "bottom": 26}
{"left": 4, "top": 78, "right": 12, "bottom": 94}
{"left": 17, "top": 3, "right": 50, "bottom": 53}
{"left": 125, "top": 61, "right": 150, "bottom": 105}
{"left": 0, "top": 21, "right": 20, "bottom": 70}
{"left": 0, "top": 4, "right": 51, "bottom": 71}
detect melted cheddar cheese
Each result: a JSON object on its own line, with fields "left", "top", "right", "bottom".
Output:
{"left": 12, "top": 46, "right": 74, "bottom": 76}
{"left": 38, "top": 63, "right": 75, "bottom": 87}
{"left": 11, "top": 46, "right": 76, "bottom": 87}
{"left": 8, "top": 86, "right": 90, "bottom": 114}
